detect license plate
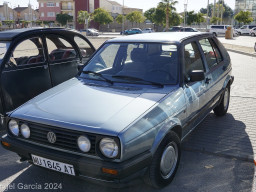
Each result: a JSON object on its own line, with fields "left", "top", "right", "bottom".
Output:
{"left": 31, "top": 154, "right": 75, "bottom": 176}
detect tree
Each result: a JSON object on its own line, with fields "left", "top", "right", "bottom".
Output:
{"left": 160, "top": 0, "right": 178, "bottom": 30}
{"left": 126, "top": 11, "right": 145, "bottom": 27}
{"left": 56, "top": 13, "right": 73, "bottom": 27}
{"left": 200, "top": 1, "right": 233, "bottom": 18}
{"left": 2, "top": 20, "right": 14, "bottom": 29}
{"left": 93, "top": 8, "right": 113, "bottom": 31}
{"left": 196, "top": 12, "right": 206, "bottom": 26}
{"left": 210, "top": 16, "right": 220, "bottom": 24}
{"left": 186, "top": 11, "right": 197, "bottom": 26}
{"left": 77, "top": 10, "right": 91, "bottom": 29}
{"left": 116, "top": 14, "right": 126, "bottom": 25}
{"left": 234, "top": 11, "right": 253, "bottom": 25}
{"left": 144, "top": 8, "right": 156, "bottom": 22}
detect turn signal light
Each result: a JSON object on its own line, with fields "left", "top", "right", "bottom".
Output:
{"left": 1, "top": 141, "right": 11, "bottom": 147}
{"left": 102, "top": 168, "right": 118, "bottom": 175}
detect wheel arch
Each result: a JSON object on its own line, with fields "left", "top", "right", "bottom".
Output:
{"left": 150, "top": 122, "right": 182, "bottom": 156}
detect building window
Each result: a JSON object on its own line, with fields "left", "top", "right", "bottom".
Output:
{"left": 47, "top": 12, "right": 55, "bottom": 17}
{"left": 47, "top": 2, "right": 55, "bottom": 7}
{"left": 56, "top": 2, "right": 59, "bottom": 7}
{"left": 41, "top": 12, "right": 44, "bottom": 17}
{"left": 41, "top": 3, "right": 44, "bottom": 7}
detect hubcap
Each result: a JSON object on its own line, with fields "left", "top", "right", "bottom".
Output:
{"left": 223, "top": 88, "right": 229, "bottom": 110}
{"left": 160, "top": 142, "right": 178, "bottom": 179}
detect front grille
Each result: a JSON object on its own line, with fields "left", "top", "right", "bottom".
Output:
{"left": 24, "top": 122, "right": 96, "bottom": 155}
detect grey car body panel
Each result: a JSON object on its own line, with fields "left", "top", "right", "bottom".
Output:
{"left": 11, "top": 77, "right": 173, "bottom": 136}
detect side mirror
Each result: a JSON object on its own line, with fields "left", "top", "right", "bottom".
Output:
{"left": 189, "top": 70, "right": 205, "bottom": 82}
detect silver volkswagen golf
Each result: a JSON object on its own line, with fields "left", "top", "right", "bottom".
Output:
{"left": 1, "top": 32, "right": 234, "bottom": 188}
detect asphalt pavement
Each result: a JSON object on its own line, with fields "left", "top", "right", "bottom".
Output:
{"left": 0, "top": 50, "right": 255, "bottom": 191}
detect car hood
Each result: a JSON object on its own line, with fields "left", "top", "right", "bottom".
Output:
{"left": 11, "top": 78, "right": 173, "bottom": 136}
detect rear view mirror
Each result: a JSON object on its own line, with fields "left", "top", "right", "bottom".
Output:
{"left": 189, "top": 70, "right": 205, "bottom": 82}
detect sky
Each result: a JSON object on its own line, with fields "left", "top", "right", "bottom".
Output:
{"left": 0, "top": 0, "right": 236, "bottom": 13}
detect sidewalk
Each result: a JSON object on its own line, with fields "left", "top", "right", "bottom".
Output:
{"left": 218, "top": 36, "right": 256, "bottom": 57}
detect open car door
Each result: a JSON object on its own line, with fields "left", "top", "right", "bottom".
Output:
{"left": 1, "top": 36, "right": 52, "bottom": 113}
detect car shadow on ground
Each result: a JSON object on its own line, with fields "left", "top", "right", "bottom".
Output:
{"left": 1, "top": 113, "right": 254, "bottom": 192}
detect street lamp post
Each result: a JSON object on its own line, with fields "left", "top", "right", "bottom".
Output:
{"left": 122, "top": 0, "right": 124, "bottom": 36}
{"left": 184, "top": 0, "right": 188, "bottom": 28}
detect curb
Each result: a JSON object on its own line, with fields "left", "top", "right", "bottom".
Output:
{"left": 225, "top": 48, "right": 256, "bottom": 57}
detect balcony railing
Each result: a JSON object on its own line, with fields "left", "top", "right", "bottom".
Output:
{"left": 61, "top": 6, "right": 73, "bottom": 10}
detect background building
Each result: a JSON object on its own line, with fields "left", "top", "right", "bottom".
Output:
{"left": 235, "top": 0, "right": 256, "bottom": 23}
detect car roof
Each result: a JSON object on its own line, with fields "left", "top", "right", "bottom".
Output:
{"left": 107, "top": 32, "right": 209, "bottom": 43}
{"left": 0, "top": 27, "right": 80, "bottom": 41}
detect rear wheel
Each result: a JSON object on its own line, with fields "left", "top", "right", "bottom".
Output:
{"left": 213, "top": 86, "right": 230, "bottom": 116}
{"left": 252, "top": 33, "right": 255, "bottom": 37}
{"left": 144, "top": 131, "right": 181, "bottom": 188}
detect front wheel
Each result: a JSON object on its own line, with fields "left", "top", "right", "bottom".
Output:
{"left": 252, "top": 33, "right": 255, "bottom": 37}
{"left": 144, "top": 131, "right": 181, "bottom": 188}
{"left": 213, "top": 86, "right": 230, "bottom": 116}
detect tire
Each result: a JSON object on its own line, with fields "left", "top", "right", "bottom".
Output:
{"left": 252, "top": 33, "right": 255, "bottom": 37}
{"left": 238, "top": 32, "right": 241, "bottom": 36}
{"left": 213, "top": 86, "right": 230, "bottom": 116}
{"left": 213, "top": 32, "right": 217, "bottom": 37}
{"left": 144, "top": 131, "right": 181, "bottom": 188}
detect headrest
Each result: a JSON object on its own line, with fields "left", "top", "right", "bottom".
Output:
{"left": 131, "top": 48, "right": 147, "bottom": 62}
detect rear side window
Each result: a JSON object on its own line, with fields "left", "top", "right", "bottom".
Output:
{"left": 8, "top": 37, "right": 45, "bottom": 67}
{"left": 74, "top": 36, "right": 94, "bottom": 63}
{"left": 199, "top": 38, "right": 222, "bottom": 69}
{"left": 46, "top": 36, "right": 77, "bottom": 62}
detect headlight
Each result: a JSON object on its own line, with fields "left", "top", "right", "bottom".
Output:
{"left": 20, "top": 124, "right": 30, "bottom": 138}
{"left": 99, "top": 138, "right": 118, "bottom": 158}
{"left": 77, "top": 136, "right": 91, "bottom": 152}
{"left": 8, "top": 119, "right": 19, "bottom": 136}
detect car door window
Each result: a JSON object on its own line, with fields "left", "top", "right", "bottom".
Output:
{"left": 184, "top": 42, "right": 205, "bottom": 81}
{"left": 199, "top": 38, "right": 222, "bottom": 69}
{"left": 46, "top": 36, "right": 77, "bottom": 62}
{"left": 74, "top": 36, "right": 94, "bottom": 63}
{"left": 8, "top": 37, "right": 45, "bottom": 68}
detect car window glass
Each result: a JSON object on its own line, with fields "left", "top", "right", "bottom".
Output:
{"left": 199, "top": 38, "right": 218, "bottom": 69}
{"left": 0, "top": 42, "right": 10, "bottom": 60}
{"left": 82, "top": 43, "right": 178, "bottom": 85}
{"left": 184, "top": 42, "right": 204, "bottom": 80}
{"left": 209, "top": 38, "right": 223, "bottom": 64}
{"left": 9, "top": 37, "right": 45, "bottom": 67}
{"left": 46, "top": 36, "right": 77, "bottom": 62}
{"left": 74, "top": 36, "right": 94, "bottom": 63}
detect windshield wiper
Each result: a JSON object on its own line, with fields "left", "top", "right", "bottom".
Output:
{"left": 112, "top": 75, "right": 164, "bottom": 88}
{"left": 82, "top": 71, "right": 113, "bottom": 85}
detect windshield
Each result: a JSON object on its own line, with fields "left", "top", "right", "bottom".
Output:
{"left": 80, "top": 43, "right": 178, "bottom": 85}
{"left": 0, "top": 42, "right": 10, "bottom": 60}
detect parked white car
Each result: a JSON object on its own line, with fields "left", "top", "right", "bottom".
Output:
{"left": 236, "top": 25, "right": 256, "bottom": 35}
{"left": 249, "top": 27, "right": 256, "bottom": 37}
{"left": 209, "top": 25, "right": 238, "bottom": 37}
{"left": 142, "top": 28, "right": 154, "bottom": 33}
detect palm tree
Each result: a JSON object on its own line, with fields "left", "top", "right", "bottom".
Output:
{"left": 161, "top": 0, "right": 178, "bottom": 30}
{"left": 77, "top": 11, "right": 91, "bottom": 29}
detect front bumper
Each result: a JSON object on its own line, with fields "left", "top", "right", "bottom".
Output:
{"left": 1, "top": 134, "right": 152, "bottom": 187}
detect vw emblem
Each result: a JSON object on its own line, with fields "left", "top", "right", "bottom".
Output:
{"left": 47, "top": 132, "right": 56, "bottom": 144}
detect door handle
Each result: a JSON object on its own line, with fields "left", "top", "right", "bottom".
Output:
{"left": 205, "top": 78, "right": 211, "bottom": 84}
{"left": 43, "top": 65, "right": 48, "bottom": 70}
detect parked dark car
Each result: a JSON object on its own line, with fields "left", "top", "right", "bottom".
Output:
{"left": 1, "top": 32, "right": 233, "bottom": 188}
{"left": 168, "top": 26, "right": 184, "bottom": 32}
{"left": 124, "top": 28, "right": 142, "bottom": 35}
{"left": 183, "top": 27, "right": 199, "bottom": 32}
{"left": 0, "top": 28, "right": 95, "bottom": 130}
